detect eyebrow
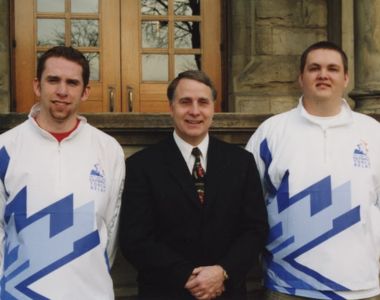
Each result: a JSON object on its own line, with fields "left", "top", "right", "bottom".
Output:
{"left": 307, "top": 63, "right": 341, "bottom": 68}
{"left": 45, "top": 75, "right": 81, "bottom": 84}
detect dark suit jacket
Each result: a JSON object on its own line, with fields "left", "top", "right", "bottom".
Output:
{"left": 119, "top": 136, "right": 268, "bottom": 299}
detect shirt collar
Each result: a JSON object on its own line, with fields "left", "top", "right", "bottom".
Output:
{"left": 173, "top": 130, "right": 209, "bottom": 162}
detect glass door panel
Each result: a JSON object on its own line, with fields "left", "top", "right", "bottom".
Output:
{"left": 121, "top": 0, "right": 221, "bottom": 112}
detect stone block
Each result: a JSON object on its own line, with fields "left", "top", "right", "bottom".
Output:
{"left": 272, "top": 28, "right": 326, "bottom": 55}
{"left": 303, "top": 0, "right": 327, "bottom": 27}
{"left": 236, "top": 96, "right": 270, "bottom": 114}
{"left": 236, "top": 95, "right": 298, "bottom": 114}
{"left": 256, "top": 0, "right": 303, "bottom": 26}
{"left": 235, "top": 55, "right": 299, "bottom": 91}
{"left": 256, "top": 26, "right": 273, "bottom": 55}
{"left": 271, "top": 96, "right": 298, "bottom": 113}
{"left": 231, "top": 17, "right": 253, "bottom": 56}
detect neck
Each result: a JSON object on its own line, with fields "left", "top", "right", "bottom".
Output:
{"left": 302, "top": 97, "right": 342, "bottom": 117}
{"left": 35, "top": 113, "right": 79, "bottom": 133}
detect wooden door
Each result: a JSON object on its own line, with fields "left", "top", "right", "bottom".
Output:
{"left": 13, "top": 0, "right": 222, "bottom": 113}
{"left": 14, "top": 0, "right": 120, "bottom": 112}
{"left": 121, "top": 0, "right": 221, "bottom": 112}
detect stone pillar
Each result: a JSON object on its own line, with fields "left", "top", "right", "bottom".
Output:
{"left": 0, "top": 0, "right": 10, "bottom": 112}
{"left": 350, "top": 0, "right": 380, "bottom": 113}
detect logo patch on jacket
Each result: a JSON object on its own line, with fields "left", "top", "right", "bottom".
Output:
{"left": 89, "top": 163, "right": 106, "bottom": 192}
{"left": 353, "top": 140, "right": 370, "bottom": 168}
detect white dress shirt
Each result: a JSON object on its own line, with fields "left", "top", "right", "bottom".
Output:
{"left": 173, "top": 131, "right": 209, "bottom": 174}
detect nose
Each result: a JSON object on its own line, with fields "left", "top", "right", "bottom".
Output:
{"left": 189, "top": 102, "right": 200, "bottom": 115}
{"left": 56, "top": 82, "right": 68, "bottom": 97}
{"left": 318, "top": 68, "right": 328, "bottom": 79}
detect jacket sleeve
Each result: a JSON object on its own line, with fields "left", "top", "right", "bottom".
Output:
{"left": 118, "top": 154, "right": 194, "bottom": 289}
{"left": 0, "top": 178, "right": 5, "bottom": 277}
{"left": 0, "top": 146, "right": 9, "bottom": 277}
{"left": 245, "top": 126, "right": 268, "bottom": 192}
{"left": 217, "top": 152, "right": 268, "bottom": 287}
{"left": 105, "top": 143, "right": 126, "bottom": 266}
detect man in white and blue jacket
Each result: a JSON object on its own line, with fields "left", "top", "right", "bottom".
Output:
{"left": 0, "top": 46, "right": 125, "bottom": 299}
{"left": 246, "top": 41, "right": 380, "bottom": 300}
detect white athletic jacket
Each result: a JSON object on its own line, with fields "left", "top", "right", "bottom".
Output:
{"left": 246, "top": 98, "right": 380, "bottom": 300}
{"left": 0, "top": 104, "right": 125, "bottom": 299}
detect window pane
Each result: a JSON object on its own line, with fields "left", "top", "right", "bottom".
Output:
{"left": 71, "top": 0, "right": 98, "bottom": 13}
{"left": 142, "top": 54, "right": 168, "bottom": 81}
{"left": 175, "top": 55, "right": 200, "bottom": 76}
{"left": 174, "top": 0, "right": 200, "bottom": 16}
{"left": 141, "top": 0, "right": 168, "bottom": 16}
{"left": 71, "top": 20, "right": 99, "bottom": 47}
{"left": 142, "top": 21, "right": 168, "bottom": 48}
{"left": 37, "top": 0, "right": 65, "bottom": 13}
{"left": 37, "top": 19, "right": 65, "bottom": 46}
{"left": 175, "top": 21, "right": 200, "bottom": 49}
{"left": 84, "top": 52, "right": 99, "bottom": 81}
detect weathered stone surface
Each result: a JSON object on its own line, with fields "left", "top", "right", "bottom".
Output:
{"left": 303, "top": 0, "right": 327, "bottom": 26}
{"left": 236, "top": 97, "right": 271, "bottom": 114}
{"left": 235, "top": 55, "right": 299, "bottom": 91}
{"left": 236, "top": 96, "right": 298, "bottom": 114}
{"left": 271, "top": 96, "right": 299, "bottom": 113}
{"left": 255, "top": 25, "right": 273, "bottom": 55}
{"left": 272, "top": 27, "right": 326, "bottom": 55}
{"left": 0, "top": 0, "right": 10, "bottom": 113}
{"left": 256, "top": 0, "right": 303, "bottom": 26}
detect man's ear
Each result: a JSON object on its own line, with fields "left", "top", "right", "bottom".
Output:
{"left": 298, "top": 74, "right": 304, "bottom": 88}
{"left": 344, "top": 73, "right": 349, "bottom": 88}
{"left": 81, "top": 85, "right": 91, "bottom": 102}
{"left": 33, "top": 78, "right": 41, "bottom": 97}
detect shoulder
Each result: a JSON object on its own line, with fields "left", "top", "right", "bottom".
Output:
{"left": 246, "top": 109, "right": 295, "bottom": 149}
{"left": 84, "top": 123, "right": 121, "bottom": 146}
{"left": 83, "top": 123, "right": 124, "bottom": 159}
{"left": 257, "top": 109, "right": 296, "bottom": 132}
{"left": 0, "top": 120, "right": 29, "bottom": 148}
{"left": 352, "top": 111, "right": 380, "bottom": 128}
{"left": 127, "top": 137, "right": 171, "bottom": 164}
{"left": 210, "top": 136, "right": 253, "bottom": 160}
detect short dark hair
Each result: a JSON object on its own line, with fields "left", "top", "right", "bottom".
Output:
{"left": 300, "top": 41, "right": 348, "bottom": 74}
{"left": 37, "top": 46, "right": 90, "bottom": 87}
{"left": 167, "top": 70, "right": 217, "bottom": 102}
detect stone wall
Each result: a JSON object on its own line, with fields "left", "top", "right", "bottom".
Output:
{"left": 231, "top": 0, "right": 327, "bottom": 114}
{"left": 0, "top": 0, "right": 10, "bottom": 113}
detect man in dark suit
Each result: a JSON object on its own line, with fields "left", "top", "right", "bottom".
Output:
{"left": 119, "top": 70, "right": 268, "bottom": 300}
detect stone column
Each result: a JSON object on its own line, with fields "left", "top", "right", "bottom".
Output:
{"left": 350, "top": 0, "right": 380, "bottom": 113}
{"left": 0, "top": 0, "right": 10, "bottom": 112}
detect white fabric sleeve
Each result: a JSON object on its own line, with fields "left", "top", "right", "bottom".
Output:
{"left": 105, "top": 144, "right": 125, "bottom": 266}
{"left": 245, "top": 126, "right": 267, "bottom": 192}
{"left": 0, "top": 176, "right": 6, "bottom": 277}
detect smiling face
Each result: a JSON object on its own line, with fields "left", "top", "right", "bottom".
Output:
{"left": 299, "top": 48, "right": 349, "bottom": 116}
{"left": 33, "top": 56, "right": 90, "bottom": 132}
{"left": 170, "top": 78, "right": 214, "bottom": 146}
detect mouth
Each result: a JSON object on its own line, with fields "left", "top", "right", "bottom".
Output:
{"left": 186, "top": 119, "right": 203, "bottom": 125}
{"left": 316, "top": 83, "right": 331, "bottom": 88}
{"left": 51, "top": 100, "right": 70, "bottom": 106}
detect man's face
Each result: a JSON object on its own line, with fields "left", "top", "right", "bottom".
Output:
{"left": 170, "top": 78, "right": 214, "bottom": 146}
{"left": 299, "top": 48, "right": 348, "bottom": 104}
{"left": 33, "top": 56, "right": 89, "bottom": 130}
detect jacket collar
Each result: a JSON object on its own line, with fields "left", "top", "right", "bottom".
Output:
{"left": 297, "top": 96, "right": 353, "bottom": 128}
{"left": 28, "top": 103, "right": 86, "bottom": 141}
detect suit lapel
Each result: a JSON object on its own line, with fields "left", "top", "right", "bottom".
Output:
{"left": 163, "top": 137, "right": 202, "bottom": 209}
{"left": 204, "top": 137, "right": 228, "bottom": 209}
